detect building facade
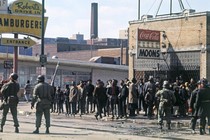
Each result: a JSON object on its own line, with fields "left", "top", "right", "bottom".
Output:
{"left": 0, "top": 53, "right": 128, "bottom": 89}
{"left": 128, "top": 10, "right": 210, "bottom": 82}
{"left": 32, "top": 37, "right": 129, "bottom": 65}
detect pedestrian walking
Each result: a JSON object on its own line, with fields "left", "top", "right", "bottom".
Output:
{"left": 156, "top": 80, "right": 176, "bottom": 130}
{"left": 31, "top": 75, "right": 53, "bottom": 134}
{"left": 24, "top": 80, "right": 31, "bottom": 103}
{"left": 0, "top": 73, "right": 20, "bottom": 133}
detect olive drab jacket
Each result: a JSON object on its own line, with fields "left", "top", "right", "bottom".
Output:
{"left": 31, "top": 82, "right": 53, "bottom": 108}
{"left": 195, "top": 87, "right": 210, "bottom": 117}
{"left": 1, "top": 80, "right": 20, "bottom": 105}
{"left": 156, "top": 88, "right": 176, "bottom": 108}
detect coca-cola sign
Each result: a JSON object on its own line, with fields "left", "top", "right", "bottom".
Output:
{"left": 138, "top": 29, "right": 160, "bottom": 42}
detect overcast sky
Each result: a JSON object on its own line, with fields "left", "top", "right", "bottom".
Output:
{"left": 8, "top": 0, "right": 210, "bottom": 39}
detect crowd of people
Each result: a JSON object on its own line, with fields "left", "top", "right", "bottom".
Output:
{"left": 48, "top": 75, "right": 210, "bottom": 135}
{"left": 1, "top": 73, "right": 210, "bottom": 135}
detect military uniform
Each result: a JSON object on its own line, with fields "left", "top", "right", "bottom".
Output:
{"left": 156, "top": 81, "right": 176, "bottom": 129}
{"left": 31, "top": 75, "right": 53, "bottom": 134}
{"left": 0, "top": 73, "right": 20, "bottom": 133}
{"left": 195, "top": 79, "right": 210, "bottom": 135}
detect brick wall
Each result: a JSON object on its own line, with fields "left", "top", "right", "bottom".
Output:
{"left": 33, "top": 45, "right": 128, "bottom": 65}
{"left": 129, "top": 13, "right": 209, "bottom": 80}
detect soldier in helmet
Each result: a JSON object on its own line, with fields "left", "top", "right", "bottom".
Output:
{"left": 0, "top": 73, "right": 20, "bottom": 133}
{"left": 195, "top": 78, "right": 210, "bottom": 135}
{"left": 31, "top": 75, "right": 54, "bottom": 134}
{"left": 156, "top": 80, "right": 176, "bottom": 130}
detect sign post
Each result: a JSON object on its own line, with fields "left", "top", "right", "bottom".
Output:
{"left": 0, "top": 0, "right": 48, "bottom": 74}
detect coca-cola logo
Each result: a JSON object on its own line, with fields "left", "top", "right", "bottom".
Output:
{"left": 138, "top": 29, "right": 160, "bottom": 42}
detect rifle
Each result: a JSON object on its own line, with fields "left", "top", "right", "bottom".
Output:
{"left": 51, "top": 61, "right": 60, "bottom": 86}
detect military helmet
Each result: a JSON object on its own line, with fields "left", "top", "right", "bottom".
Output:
{"left": 37, "top": 75, "right": 45, "bottom": 82}
{"left": 162, "top": 80, "right": 169, "bottom": 88}
{"left": 10, "top": 73, "right": 18, "bottom": 80}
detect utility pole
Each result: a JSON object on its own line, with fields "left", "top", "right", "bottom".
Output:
{"left": 40, "top": 0, "right": 47, "bottom": 69}
{"left": 138, "top": 0, "right": 141, "bottom": 20}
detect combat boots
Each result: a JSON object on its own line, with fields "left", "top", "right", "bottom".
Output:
{"left": 168, "top": 123, "right": 171, "bottom": 130}
{"left": 200, "top": 128, "right": 204, "bottom": 135}
{"left": 15, "top": 127, "right": 19, "bottom": 133}
{"left": 33, "top": 127, "right": 39, "bottom": 134}
{"left": 45, "top": 127, "right": 50, "bottom": 134}
{"left": 0, "top": 126, "right": 3, "bottom": 132}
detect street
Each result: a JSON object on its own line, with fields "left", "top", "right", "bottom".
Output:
{"left": 0, "top": 102, "right": 209, "bottom": 140}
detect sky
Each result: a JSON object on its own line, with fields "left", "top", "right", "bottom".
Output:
{"left": 7, "top": 0, "right": 210, "bottom": 39}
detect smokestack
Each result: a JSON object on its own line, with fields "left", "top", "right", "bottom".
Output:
{"left": 90, "top": 3, "right": 98, "bottom": 39}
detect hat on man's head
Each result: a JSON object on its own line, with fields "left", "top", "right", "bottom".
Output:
{"left": 200, "top": 78, "right": 208, "bottom": 86}
{"left": 37, "top": 75, "right": 45, "bottom": 82}
{"left": 132, "top": 78, "right": 137, "bottom": 83}
{"left": 10, "top": 73, "right": 18, "bottom": 80}
{"left": 162, "top": 80, "right": 169, "bottom": 88}
{"left": 148, "top": 76, "right": 153, "bottom": 81}
{"left": 70, "top": 81, "right": 76, "bottom": 86}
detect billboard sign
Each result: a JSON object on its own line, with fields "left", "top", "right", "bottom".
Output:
{"left": 0, "top": 13, "right": 48, "bottom": 39}
{"left": 9, "top": 0, "right": 43, "bottom": 15}
{"left": 137, "top": 29, "right": 161, "bottom": 59}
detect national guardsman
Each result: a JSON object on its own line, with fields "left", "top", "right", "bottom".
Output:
{"left": 195, "top": 78, "right": 210, "bottom": 135}
{"left": 0, "top": 73, "right": 20, "bottom": 133}
{"left": 31, "top": 75, "right": 53, "bottom": 134}
{"left": 156, "top": 80, "right": 176, "bottom": 130}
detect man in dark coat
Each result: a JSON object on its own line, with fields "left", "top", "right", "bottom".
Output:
{"left": 0, "top": 73, "right": 20, "bottom": 133}
{"left": 118, "top": 80, "right": 128, "bottom": 118}
{"left": 106, "top": 79, "right": 119, "bottom": 119}
{"left": 31, "top": 75, "right": 53, "bottom": 134}
{"left": 188, "top": 80, "right": 201, "bottom": 134}
{"left": 195, "top": 78, "right": 210, "bottom": 135}
{"left": 86, "top": 80, "right": 95, "bottom": 113}
{"left": 94, "top": 80, "right": 107, "bottom": 119}
{"left": 143, "top": 76, "right": 156, "bottom": 116}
